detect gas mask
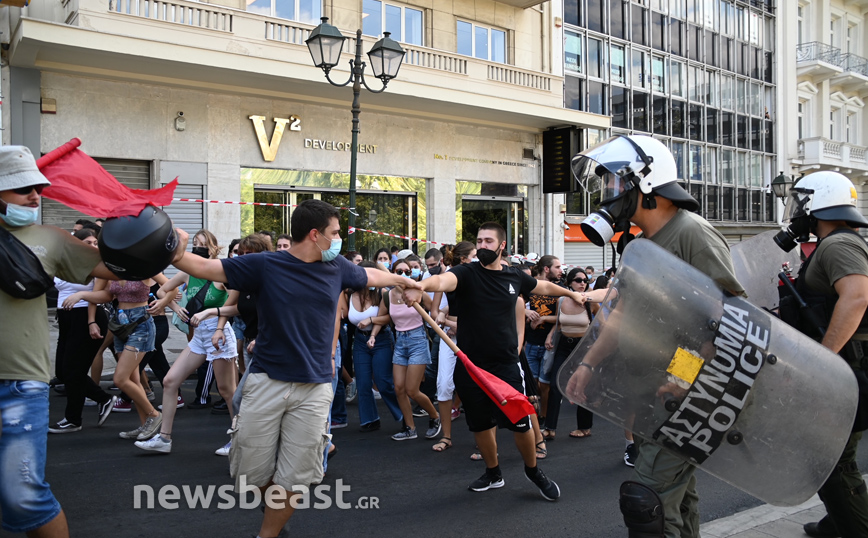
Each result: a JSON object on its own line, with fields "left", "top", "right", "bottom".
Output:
{"left": 573, "top": 137, "right": 656, "bottom": 252}
{"left": 774, "top": 188, "right": 814, "bottom": 252}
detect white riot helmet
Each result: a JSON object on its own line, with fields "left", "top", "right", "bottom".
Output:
{"left": 572, "top": 135, "right": 698, "bottom": 247}
{"left": 774, "top": 171, "right": 868, "bottom": 252}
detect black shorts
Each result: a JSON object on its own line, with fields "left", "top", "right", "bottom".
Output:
{"left": 453, "top": 360, "right": 531, "bottom": 433}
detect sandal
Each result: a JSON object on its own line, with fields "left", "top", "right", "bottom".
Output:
{"left": 543, "top": 429, "right": 556, "bottom": 441}
{"left": 535, "top": 440, "right": 547, "bottom": 460}
{"left": 470, "top": 451, "right": 484, "bottom": 461}
{"left": 569, "top": 429, "right": 592, "bottom": 438}
{"left": 432, "top": 437, "right": 452, "bottom": 452}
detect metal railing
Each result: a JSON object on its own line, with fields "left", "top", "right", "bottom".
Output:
{"left": 841, "top": 53, "right": 868, "bottom": 77}
{"left": 109, "top": 0, "right": 232, "bottom": 32}
{"left": 796, "top": 41, "right": 841, "bottom": 65}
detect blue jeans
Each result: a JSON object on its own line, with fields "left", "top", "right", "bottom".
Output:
{"left": 324, "top": 343, "right": 342, "bottom": 473}
{"left": 393, "top": 326, "right": 431, "bottom": 366}
{"left": 0, "top": 380, "right": 62, "bottom": 533}
{"left": 525, "top": 343, "right": 546, "bottom": 380}
{"left": 354, "top": 327, "right": 402, "bottom": 425}
{"left": 112, "top": 306, "right": 156, "bottom": 354}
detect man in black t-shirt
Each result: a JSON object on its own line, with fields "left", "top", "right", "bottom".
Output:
{"left": 404, "top": 222, "right": 584, "bottom": 501}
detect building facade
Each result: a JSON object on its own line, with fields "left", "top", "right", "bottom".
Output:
{"left": 2, "top": 0, "right": 608, "bottom": 259}
{"left": 784, "top": 0, "right": 868, "bottom": 218}
{"left": 558, "top": 0, "right": 785, "bottom": 267}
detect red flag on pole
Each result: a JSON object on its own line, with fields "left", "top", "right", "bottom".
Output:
{"left": 456, "top": 350, "right": 536, "bottom": 424}
{"left": 37, "top": 138, "right": 178, "bottom": 218}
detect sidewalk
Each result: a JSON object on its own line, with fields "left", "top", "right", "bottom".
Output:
{"left": 700, "top": 485, "right": 858, "bottom": 538}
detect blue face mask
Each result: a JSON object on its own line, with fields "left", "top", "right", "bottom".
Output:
{"left": 410, "top": 268, "right": 421, "bottom": 279}
{"left": 320, "top": 236, "right": 342, "bottom": 262}
{"left": 381, "top": 260, "right": 391, "bottom": 269}
{"left": 0, "top": 202, "right": 39, "bottom": 227}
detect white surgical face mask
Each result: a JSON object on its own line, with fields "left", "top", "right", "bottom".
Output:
{"left": 0, "top": 203, "right": 39, "bottom": 227}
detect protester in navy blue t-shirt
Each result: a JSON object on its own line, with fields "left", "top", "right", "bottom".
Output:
{"left": 404, "top": 222, "right": 584, "bottom": 503}
{"left": 171, "top": 200, "right": 420, "bottom": 538}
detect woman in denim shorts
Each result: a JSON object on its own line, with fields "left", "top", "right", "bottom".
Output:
{"left": 63, "top": 276, "right": 165, "bottom": 442}
{"left": 386, "top": 259, "right": 441, "bottom": 441}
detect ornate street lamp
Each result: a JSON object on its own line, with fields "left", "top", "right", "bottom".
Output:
{"left": 306, "top": 17, "right": 406, "bottom": 251}
{"left": 771, "top": 171, "right": 794, "bottom": 199}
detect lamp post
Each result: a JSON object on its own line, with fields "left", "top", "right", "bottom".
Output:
{"left": 771, "top": 171, "right": 794, "bottom": 200}
{"left": 306, "top": 17, "right": 406, "bottom": 252}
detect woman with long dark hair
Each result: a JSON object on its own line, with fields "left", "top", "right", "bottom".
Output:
{"left": 340, "top": 261, "right": 401, "bottom": 432}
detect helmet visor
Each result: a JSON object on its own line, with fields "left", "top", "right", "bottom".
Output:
{"left": 781, "top": 188, "right": 813, "bottom": 223}
{"left": 571, "top": 136, "right": 646, "bottom": 203}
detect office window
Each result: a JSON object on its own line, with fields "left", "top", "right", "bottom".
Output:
{"left": 457, "top": 21, "right": 506, "bottom": 63}
{"left": 688, "top": 65, "right": 702, "bottom": 102}
{"left": 707, "top": 70, "right": 718, "bottom": 107}
{"left": 671, "top": 19, "right": 684, "bottom": 56}
{"left": 707, "top": 108, "right": 719, "bottom": 144}
{"left": 750, "top": 82, "right": 761, "bottom": 116}
{"left": 612, "top": 86, "right": 630, "bottom": 128}
{"left": 706, "top": 185, "right": 719, "bottom": 219}
{"left": 671, "top": 60, "right": 685, "bottom": 97}
{"left": 633, "top": 49, "right": 647, "bottom": 88}
{"left": 689, "top": 24, "right": 701, "bottom": 61}
{"left": 751, "top": 190, "right": 762, "bottom": 221}
{"left": 721, "top": 186, "right": 734, "bottom": 220}
{"left": 565, "top": 31, "right": 583, "bottom": 74}
{"left": 633, "top": 5, "right": 648, "bottom": 45}
{"left": 565, "top": 76, "right": 583, "bottom": 110}
{"left": 721, "top": 74, "right": 734, "bottom": 110}
{"left": 721, "top": 111, "right": 734, "bottom": 146}
{"left": 634, "top": 92, "right": 650, "bottom": 132}
{"left": 737, "top": 115, "right": 747, "bottom": 149}
{"left": 611, "top": 44, "right": 627, "bottom": 84}
{"left": 565, "top": 0, "right": 580, "bottom": 27}
{"left": 737, "top": 151, "right": 748, "bottom": 186}
{"left": 612, "top": 1, "right": 626, "bottom": 39}
{"left": 673, "top": 141, "right": 687, "bottom": 180}
{"left": 652, "top": 56, "right": 666, "bottom": 92}
{"left": 737, "top": 188, "right": 748, "bottom": 220}
{"left": 689, "top": 143, "right": 703, "bottom": 181}
{"left": 588, "top": 37, "right": 604, "bottom": 79}
{"left": 672, "top": 100, "right": 686, "bottom": 138}
{"left": 750, "top": 153, "right": 762, "bottom": 187}
{"left": 653, "top": 95, "right": 669, "bottom": 134}
{"left": 588, "top": 81, "right": 607, "bottom": 114}
{"left": 689, "top": 104, "right": 704, "bottom": 140}
{"left": 248, "top": 0, "right": 321, "bottom": 23}
{"left": 764, "top": 120, "right": 773, "bottom": 152}
{"left": 589, "top": 0, "right": 606, "bottom": 33}
{"left": 652, "top": 12, "right": 666, "bottom": 50}
{"left": 362, "top": 1, "right": 422, "bottom": 44}
{"left": 691, "top": 183, "right": 704, "bottom": 214}
{"left": 721, "top": 149, "right": 734, "bottom": 184}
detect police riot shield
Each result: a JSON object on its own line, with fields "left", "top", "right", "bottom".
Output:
{"left": 730, "top": 230, "right": 801, "bottom": 310}
{"left": 557, "top": 239, "right": 856, "bottom": 507}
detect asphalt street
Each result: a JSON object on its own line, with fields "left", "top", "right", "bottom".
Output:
{"left": 29, "top": 313, "right": 868, "bottom": 538}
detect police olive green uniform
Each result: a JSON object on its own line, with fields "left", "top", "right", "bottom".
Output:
{"left": 805, "top": 232, "right": 868, "bottom": 538}
{"left": 635, "top": 209, "right": 745, "bottom": 538}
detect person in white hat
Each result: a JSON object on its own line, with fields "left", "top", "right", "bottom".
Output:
{"left": 0, "top": 146, "right": 120, "bottom": 537}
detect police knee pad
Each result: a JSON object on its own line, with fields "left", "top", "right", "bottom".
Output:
{"left": 620, "top": 481, "right": 665, "bottom": 538}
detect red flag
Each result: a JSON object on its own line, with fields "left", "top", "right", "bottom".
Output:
{"left": 37, "top": 138, "right": 178, "bottom": 218}
{"left": 456, "top": 350, "right": 536, "bottom": 424}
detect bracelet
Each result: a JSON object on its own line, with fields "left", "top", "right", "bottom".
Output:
{"left": 215, "top": 327, "right": 224, "bottom": 331}
{"left": 88, "top": 321, "right": 98, "bottom": 326}
{"left": 578, "top": 362, "right": 594, "bottom": 373}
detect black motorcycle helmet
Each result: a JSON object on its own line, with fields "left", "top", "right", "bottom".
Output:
{"left": 99, "top": 206, "right": 178, "bottom": 280}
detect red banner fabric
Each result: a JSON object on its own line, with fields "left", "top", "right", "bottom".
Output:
{"left": 38, "top": 139, "right": 177, "bottom": 218}
{"left": 456, "top": 350, "right": 536, "bottom": 424}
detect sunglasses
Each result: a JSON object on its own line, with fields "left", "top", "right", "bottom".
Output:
{"left": 12, "top": 185, "right": 45, "bottom": 195}
{"left": 394, "top": 269, "right": 412, "bottom": 276}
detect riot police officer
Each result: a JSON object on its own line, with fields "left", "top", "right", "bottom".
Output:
{"left": 570, "top": 134, "right": 745, "bottom": 538}
{"left": 775, "top": 171, "right": 868, "bottom": 538}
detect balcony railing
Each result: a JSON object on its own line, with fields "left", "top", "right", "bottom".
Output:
{"left": 798, "top": 137, "right": 868, "bottom": 167}
{"left": 109, "top": 0, "right": 232, "bottom": 31}
{"left": 796, "top": 41, "right": 841, "bottom": 65}
{"left": 841, "top": 53, "right": 868, "bottom": 78}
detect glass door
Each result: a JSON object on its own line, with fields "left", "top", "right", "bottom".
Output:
{"left": 460, "top": 196, "right": 526, "bottom": 255}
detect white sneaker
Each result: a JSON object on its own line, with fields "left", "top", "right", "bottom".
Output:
{"left": 215, "top": 441, "right": 231, "bottom": 456}
{"left": 373, "top": 389, "right": 382, "bottom": 400}
{"left": 345, "top": 379, "right": 357, "bottom": 403}
{"left": 83, "top": 398, "right": 97, "bottom": 407}
{"left": 135, "top": 435, "right": 172, "bottom": 453}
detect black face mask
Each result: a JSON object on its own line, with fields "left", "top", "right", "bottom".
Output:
{"left": 191, "top": 246, "right": 210, "bottom": 259}
{"left": 477, "top": 247, "right": 501, "bottom": 266}
{"left": 427, "top": 265, "right": 442, "bottom": 276}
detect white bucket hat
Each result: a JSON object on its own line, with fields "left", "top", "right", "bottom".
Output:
{"left": 0, "top": 146, "right": 51, "bottom": 191}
